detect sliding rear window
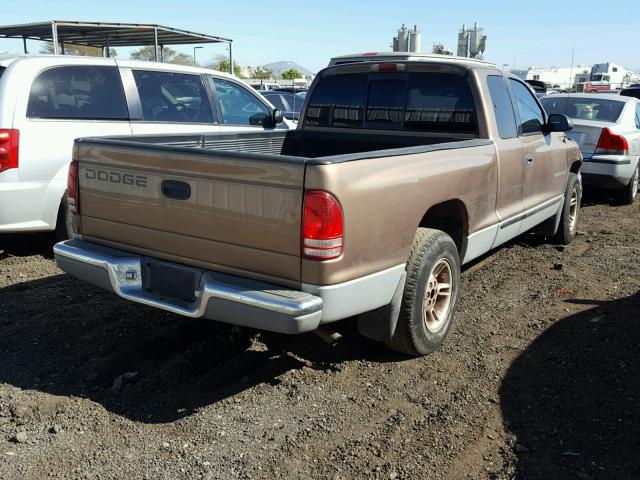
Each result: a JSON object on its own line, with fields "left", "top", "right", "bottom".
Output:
{"left": 304, "top": 72, "right": 477, "bottom": 133}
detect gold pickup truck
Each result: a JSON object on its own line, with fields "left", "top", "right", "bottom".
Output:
{"left": 54, "top": 54, "right": 582, "bottom": 356}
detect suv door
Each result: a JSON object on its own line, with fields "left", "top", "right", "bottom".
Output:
{"left": 17, "top": 63, "right": 132, "bottom": 229}
{"left": 125, "top": 68, "right": 220, "bottom": 135}
{"left": 509, "top": 79, "right": 568, "bottom": 220}
{"left": 208, "top": 76, "right": 278, "bottom": 132}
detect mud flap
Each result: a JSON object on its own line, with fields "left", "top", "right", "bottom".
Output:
{"left": 357, "top": 271, "right": 406, "bottom": 342}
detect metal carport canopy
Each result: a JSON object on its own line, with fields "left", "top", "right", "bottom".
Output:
{"left": 0, "top": 20, "right": 233, "bottom": 68}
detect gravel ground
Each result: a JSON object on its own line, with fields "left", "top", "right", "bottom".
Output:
{"left": 0, "top": 193, "right": 638, "bottom": 480}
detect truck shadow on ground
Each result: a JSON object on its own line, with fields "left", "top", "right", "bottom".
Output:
{"left": 0, "top": 233, "right": 56, "bottom": 259}
{"left": 0, "top": 274, "right": 397, "bottom": 424}
{"left": 499, "top": 291, "right": 640, "bottom": 480}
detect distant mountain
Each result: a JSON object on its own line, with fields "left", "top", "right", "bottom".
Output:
{"left": 263, "top": 61, "right": 315, "bottom": 78}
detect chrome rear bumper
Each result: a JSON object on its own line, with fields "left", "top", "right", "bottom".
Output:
{"left": 54, "top": 240, "right": 323, "bottom": 334}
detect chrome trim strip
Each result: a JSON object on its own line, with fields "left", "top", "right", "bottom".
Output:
{"left": 54, "top": 241, "right": 322, "bottom": 318}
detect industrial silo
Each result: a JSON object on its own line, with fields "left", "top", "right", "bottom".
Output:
{"left": 397, "top": 24, "right": 409, "bottom": 52}
{"left": 457, "top": 25, "right": 469, "bottom": 57}
{"left": 469, "top": 22, "right": 481, "bottom": 58}
{"left": 408, "top": 25, "right": 421, "bottom": 53}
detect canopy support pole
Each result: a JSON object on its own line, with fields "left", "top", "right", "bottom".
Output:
{"left": 51, "top": 21, "right": 59, "bottom": 55}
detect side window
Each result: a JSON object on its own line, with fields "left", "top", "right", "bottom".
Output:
{"left": 487, "top": 76, "right": 518, "bottom": 139}
{"left": 27, "top": 66, "right": 128, "bottom": 120}
{"left": 133, "top": 70, "right": 213, "bottom": 124}
{"left": 636, "top": 104, "right": 640, "bottom": 129}
{"left": 265, "top": 94, "right": 288, "bottom": 112}
{"left": 212, "top": 78, "right": 271, "bottom": 126}
{"left": 509, "top": 79, "right": 545, "bottom": 134}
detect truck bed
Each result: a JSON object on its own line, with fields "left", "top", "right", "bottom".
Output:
{"left": 84, "top": 129, "right": 488, "bottom": 163}
{"left": 72, "top": 129, "right": 493, "bottom": 287}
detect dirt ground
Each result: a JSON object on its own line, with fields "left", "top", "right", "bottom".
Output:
{"left": 0, "top": 192, "right": 638, "bottom": 480}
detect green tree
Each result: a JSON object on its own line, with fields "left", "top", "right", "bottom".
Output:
{"left": 130, "top": 46, "right": 194, "bottom": 65}
{"left": 40, "top": 42, "right": 117, "bottom": 57}
{"left": 205, "top": 55, "right": 243, "bottom": 77}
{"left": 253, "top": 66, "right": 273, "bottom": 80}
{"left": 281, "top": 68, "right": 303, "bottom": 80}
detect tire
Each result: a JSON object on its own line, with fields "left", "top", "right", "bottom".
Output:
{"left": 386, "top": 228, "right": 461, "bottom": 356}
{"left": 617, "top": 163, "right": 638, "bottom": 205}
{"left": 554, "top": 172, "right": 581, "bottom": 245}
{"left": 54, "top": 196, "right": 73, "bottom": 242}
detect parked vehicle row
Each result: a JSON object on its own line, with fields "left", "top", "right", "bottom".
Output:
{"left": 540, "top": 93, "right": 640, "bottom": 204}
{"left": 0, "top": 55, "right": 289, "bottom": 238}
{"left": 54, "top": 53, "right": 582, "bottom": 356}
{"left": 260, "top": 90, "right": 305, "bottom": 120}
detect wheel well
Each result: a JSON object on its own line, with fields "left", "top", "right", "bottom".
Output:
{"left": 418, "top": 200, "right": 468, "bottom": 257}
{"left": 570, "top": 160, "right": 582, "bottom": 174}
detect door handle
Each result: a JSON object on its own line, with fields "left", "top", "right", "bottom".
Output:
{"left": 161, "top": 180, "right": 191, "bottom": 200}
{"left": 524, "top": 154, "right": 534, "bottom": 166}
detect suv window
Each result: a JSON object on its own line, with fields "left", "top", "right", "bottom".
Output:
{"left": 213, "top": 78, "right": 272, "bottom": 126}
{"left": 133, "top": 70, "right": 213, "bottom": 123}
{"left": 304, "top": 72, "right": 477, "bottom": 133}
{"left": 27, "top": 66, "right": 128, "bottom": 120}
{"left": 509, "top": 79, "right": 545, "bottom": 134}
{"left": 487, "top": 76, "right": 517, "bottom": 139}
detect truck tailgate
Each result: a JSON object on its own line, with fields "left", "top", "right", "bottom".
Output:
{"left": 75, "top": 140, "right": 304, "bottom": 285}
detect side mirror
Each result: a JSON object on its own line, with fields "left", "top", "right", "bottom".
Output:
{"left": 273, "top": 108, "right": 284, "bottom": 126}
{"left": 546, "top": 113, "right": 573, "bottom": 133}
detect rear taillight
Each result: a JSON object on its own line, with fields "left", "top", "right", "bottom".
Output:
{"left": 302, "top": 191, "right": 343, "bottom": 260}
{"left": 595, "top": 128, "right": 628, "bottom": 155}
{"left": 67, "top": 160, "right": 80, "bottom": 213}
{"left": 0, "top": 129, "right": 19, "bottom": 173}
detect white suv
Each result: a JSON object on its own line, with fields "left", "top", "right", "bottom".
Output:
{"left": 0, "top": 55, "right": 288, "bottom": 238}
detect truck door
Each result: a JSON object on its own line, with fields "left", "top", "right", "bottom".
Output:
{"left": 508, "top": 79, "right": 567, "bottom": 232}
{"left": 485, "top": 75, "right": 524, "bottom": 248}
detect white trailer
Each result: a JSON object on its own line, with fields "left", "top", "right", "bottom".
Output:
{"left": 524, "top": 65, "right": 591, "bottom": 92}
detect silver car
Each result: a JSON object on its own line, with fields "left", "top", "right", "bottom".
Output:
{"left": 541, "top": 93, "right": 640, "bottom": 204}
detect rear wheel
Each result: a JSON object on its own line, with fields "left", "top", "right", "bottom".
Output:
{"left": 554, "top": 172, "right": 581, "bottom": 245}
{"left": 386, "top": 228, "right": 460, "bottom": 356}
{"left": 617, "top": 164, "right": 639, "bottom": 205}
{"left": 54, "top": 196, "right": 73, "bottom": 241}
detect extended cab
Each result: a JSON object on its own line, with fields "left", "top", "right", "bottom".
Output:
{"left": 54, "top": 54, "right": 582, "bottom": 356}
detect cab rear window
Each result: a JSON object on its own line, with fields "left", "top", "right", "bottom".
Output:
{"left": 27, "top": 66, "right": 128, "bottom": 120}
{"left": 304, "top": 72, "right": 477, "bottom": 133}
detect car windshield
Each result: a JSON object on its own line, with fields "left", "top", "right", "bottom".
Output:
{"left": 540, "top": 97, "right": 624, "bottom": 122}
{"left": 0, "top": 67, "right": 5, "bottom": 79}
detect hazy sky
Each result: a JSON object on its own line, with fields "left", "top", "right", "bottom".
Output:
{"left": 2, "top": 0, "right": 639, "bottom": 72}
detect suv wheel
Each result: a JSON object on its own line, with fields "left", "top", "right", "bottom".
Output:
{"left": 386, "top": 228, "right": 460, "bottom": 356}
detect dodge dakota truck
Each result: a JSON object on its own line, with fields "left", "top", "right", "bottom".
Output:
{"left": 54, "top": 53, "right": 582, "bottom": 356}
